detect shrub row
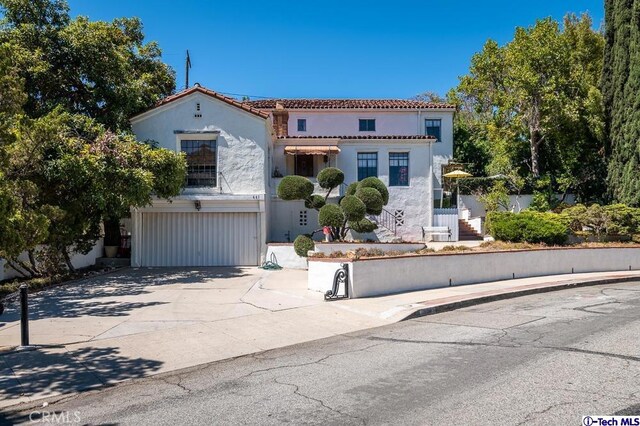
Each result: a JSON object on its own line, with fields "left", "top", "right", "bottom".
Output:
{"left": 487, "top": 203, "right": 640, "bottom": 245}
{"left": 487, "top": 211, "right": 569, "bottom": 245}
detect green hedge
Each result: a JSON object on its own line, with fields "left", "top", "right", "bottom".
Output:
{"left": 487, "top": 211, "right": 569, "bottom": 245}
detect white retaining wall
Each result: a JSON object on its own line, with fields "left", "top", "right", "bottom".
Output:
{"left": 308, "top": 247, "right": 640, "bottom": 298}
{"left": 0, "top": 241, "right": 104, "bottom": 282}
{"left": 265, "top": 245, "right": 308, "bottom": 270}
{"left": 267, "top": 242, "right": 425, "bottom": 270}
{"left": 460, "top": 194, "right": 577, "bottom": 218}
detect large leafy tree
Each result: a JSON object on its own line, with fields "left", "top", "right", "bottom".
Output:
{"left": 603, "top": 0, "right": 640, "bottom": 205}
{"left": 0, "top": 0, "right": 175, "bottom": 131}
{"left": 3, "top": 110, "right": 186, "bottom": 275}
{"left": 453, "top": 14, "right": 606, "bottom": 201}
{"left": 0, "top": 0, "right": 185, "bottom": 276}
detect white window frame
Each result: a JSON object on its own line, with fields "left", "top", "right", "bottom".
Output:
{"left": 175, "top": 132, "right": 220, "bottom": 191}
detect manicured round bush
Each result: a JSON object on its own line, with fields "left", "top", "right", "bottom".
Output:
{"left": 317, "top": 167, "right": 344, "bottom": 189}
{"left": 349, "top": 218, "right": 378, "bottom": 233}
{"left": 318, "top": 204, "right": 345, "bottom": 227}
{"left": 293, "top": 235, "right": 315, "bottom": 257}
{"left": 305, "top": 194, "right": 326, "bottom": 210}
{"left": 345, "top": 182, "right": 359, "bottom": 196}
{"left": 356, "top": 187, "right": 384, "bottom": 215}
{"left": 340, "top": 195, "right": 366, "bottom": 221}
{"left": 487, "top": 211, "right": 568, "bottom": 245}
{"left": 277, "top": 175, "right": 314, "bottom": 200}
{"left": 358, "top": 177, "right": 389, "bottom": 205}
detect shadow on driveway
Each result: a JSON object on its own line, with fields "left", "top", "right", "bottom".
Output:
{"left": 0, "top": 345, "right": 163, "bottom": 416}
{"left": 0, "top": 267, "right": 251, "bottom": 325}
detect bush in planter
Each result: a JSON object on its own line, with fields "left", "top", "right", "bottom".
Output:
{"left": 487, "top": 211, "right": 568, "bottom": 245}
{"left": 293, "top": 235, "right": 315, "bottom": 257}
{"left": 560, "top": 203, "right": 640, "bottom": 238}
{"left": 276, "top": 168, "right": 389, "bottom": 241}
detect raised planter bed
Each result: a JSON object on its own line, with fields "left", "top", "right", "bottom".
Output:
{"left": 265, "top": 242, "right": 425, "bottom": 269}
{"left": 308, "top": 246, "right": 640, "bottom": 298}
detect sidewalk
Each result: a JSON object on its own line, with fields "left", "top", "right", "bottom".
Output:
{"left": 1, "top": 267, "right": 639, "bottom": 410}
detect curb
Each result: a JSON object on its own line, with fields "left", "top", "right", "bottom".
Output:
{"left": 401, "top": 274, "right": 640, "bottom": 321}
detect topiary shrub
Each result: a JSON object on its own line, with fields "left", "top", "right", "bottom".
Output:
{"left": 276, "top": 167, "right": 389, "bottom": 241}
{"left": 319, "top": 204, "right": 345, "bottom": 227}
{"left": 305, "top": 194, "right": 326, "bottom": 210}
{"left": 345, "top": 182, "right": 359, "bottom": 196}
{"left": 487, "top": 211, "right": 568, "bottom": 245}
{"left": 358, "top": 177, "right": 389, "bottom": 204}
{"left": 340, "top": 195, "right": 366, "bottom": 221}
{"left": 356, "top": 187, "right": 384, "bottom": 215}
{"left": 348, "top": 218, "right": 377, "bottom": 233}
{"left": 317, "top": 167, "right": 344, "bottom": 189}
{"left": 277, "top": 175, "right": 314, "bottom": 200}
{"left": 293, "top": 234, "right": 315, "bottom": 257}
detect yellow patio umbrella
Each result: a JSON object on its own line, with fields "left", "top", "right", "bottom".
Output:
{"left": 443, "top": 170, "right": 473, "bottom": 208}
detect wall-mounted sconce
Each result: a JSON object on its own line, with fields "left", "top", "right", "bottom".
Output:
{"left": 194, "top": 200, "right": 201, "bottom": 211}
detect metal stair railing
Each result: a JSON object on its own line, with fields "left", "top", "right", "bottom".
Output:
{"left": 368, "top": 208, "right": 397, "bottom": 236}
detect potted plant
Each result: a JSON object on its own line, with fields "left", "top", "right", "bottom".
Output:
{"left": 103, "top": 218, "right": 121, "bottom": 258}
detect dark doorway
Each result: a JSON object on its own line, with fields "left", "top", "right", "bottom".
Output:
{"left": 295, "top": 155, "right": 314, "bottom": 177}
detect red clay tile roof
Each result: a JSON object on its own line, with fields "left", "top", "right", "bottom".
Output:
{"left": 245, "top": 99, "right": 455, "bottom": 110}
{"left": 278, "top": 135, "right": 436, "bottom": 140}
{"left": 131, "top": 85, "right": 270, "bottom": 120}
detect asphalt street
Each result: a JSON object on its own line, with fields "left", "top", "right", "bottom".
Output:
{"left": 3, "top": 281, "right": 640, "bottom": 425}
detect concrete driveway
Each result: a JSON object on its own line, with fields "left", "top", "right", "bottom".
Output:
{"left": 0, "top": 267, "right": 389, "bottom": 408}
{"left": 2, "top": 266, "right": 639, "bottom": 410}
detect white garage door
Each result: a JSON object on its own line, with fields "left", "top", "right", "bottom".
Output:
{"left": 140, "top": 212, "right": 259, "bottom": 267}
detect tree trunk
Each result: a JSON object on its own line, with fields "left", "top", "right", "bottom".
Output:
{"left": 62, "top": 249, "right": 75, "bottom": 273}
{"left": 530, "top": 128, "right": 542, "bottom": 178}
{"left": 27, "top": 249, "right": 40, "bottom": 276}
{"left": 5, "top": 259, "right": 32, "bottom": 278}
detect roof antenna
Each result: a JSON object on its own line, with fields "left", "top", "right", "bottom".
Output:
{"left": 185, "top": 50, "right": 192, "bottom": 89}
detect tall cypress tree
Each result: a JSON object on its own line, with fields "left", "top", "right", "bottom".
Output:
{"left": 604, "top": 0, "right": 640, "bottom": 204}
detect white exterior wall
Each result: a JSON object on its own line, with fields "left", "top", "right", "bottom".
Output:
{"left": 460, "top": 194, "right": 577, "bottom": 219}
{"left": 131, "top": 92, "right": 271, "bottom": 195}
{"left": 130, "top": 92, "right": 272, "bottom": 267}
{"left": 0, "top": 241, "right": 104, "bottom": 282}
{"left": 269, "top": 140, "right": 433, "bottom": 242}
{"left": 338, "top": 141, "right": 432, "bottom": 241}
{"left": 287, "top": 109, "right": 453, "bottom": 189}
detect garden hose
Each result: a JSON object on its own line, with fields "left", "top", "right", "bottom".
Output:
{"left": 259, "top": 253, "right": 282, "bottom": 270}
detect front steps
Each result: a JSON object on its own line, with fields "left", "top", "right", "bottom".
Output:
{"left": 458, "top": 219, "right": 483, "bottom": 241}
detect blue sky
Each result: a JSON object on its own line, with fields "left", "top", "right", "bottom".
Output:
{"left": 67, "top": 0, "right": 604, "bottom": 100}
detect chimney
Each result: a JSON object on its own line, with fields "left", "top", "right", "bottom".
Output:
{"left": 272, "top": 102, "right": 289, "bottom": 138}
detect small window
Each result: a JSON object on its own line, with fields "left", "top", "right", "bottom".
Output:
{"left": 389, "top": 152, "right": 409, "bottom": 186}
{"left": 425, "top": 119, "right": 442, "bottom": 141}
{"left": 357, "top": 152, "right": 378, "bottom": 181}
{"left": 181, "top": 139, "right": 217, "bottom": 187}
{"left": 297, "top": 119, "right": 307, "bottom": 132}
{"left": 359, "top": 119, "right": 376, "bottom": 132}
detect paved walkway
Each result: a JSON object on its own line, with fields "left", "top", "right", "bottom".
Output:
{"left": 1, "top": 267, "right": 639, "bottom": 410}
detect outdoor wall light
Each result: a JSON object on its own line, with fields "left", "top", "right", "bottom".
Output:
{"left": 194, "top": 200, "right": 202, "bottom": 211}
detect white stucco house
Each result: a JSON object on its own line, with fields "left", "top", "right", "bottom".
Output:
{"left": 128, "top": 84, "right": 464, "bottom": 267}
